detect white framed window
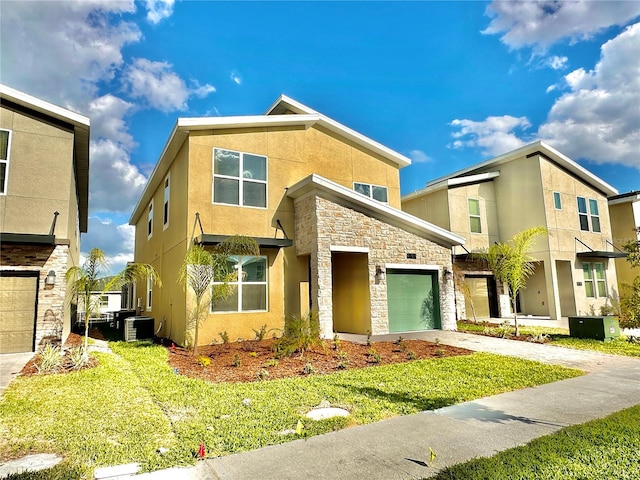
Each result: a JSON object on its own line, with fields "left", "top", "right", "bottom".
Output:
{"left": 353, "top": 182, "right": 388, "bottom": 203}
{"left": 146, "top": 277, "right": 153, "bottom": 311}
{"left": 0, "top": 129, "right": 11, "bottom": 195}
{"left": 468, "top": 198, "right": 481, "bottom": 234}
{"left": 99, "top": 295, "right": 109, "bottom": 309}
{"left": 163, "top": 173, "right": 170, "bottom": 229}
{"left": 212, "top": 255, "right": 268, "bottom": 312}
{"left": 147, "top": 200, "right": 154, "bottom": 239}
{"left": 582, "top": 262, "right": 607, "bottom": 298}
{"left": 577, "top": 197, "right": 601, "bottom": 233}
{"left": 553, "top": 191, "right": 562, "bottom": 210}
{"left": 213, "top": 148, "right": 267, "bottom": 208}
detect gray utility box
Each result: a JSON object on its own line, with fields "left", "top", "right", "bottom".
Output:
{"left": 124, "top": 316, "right": 155, "bottom": 342}
{"left": 568, "top": 316, "right": 620, "bottom": 342}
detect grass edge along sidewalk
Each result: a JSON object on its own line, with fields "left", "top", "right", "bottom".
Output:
{"left": 0, "top": 341, "right": 581, "bottom": 478}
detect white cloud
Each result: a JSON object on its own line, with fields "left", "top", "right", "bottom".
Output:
{"left": 408, "top": 150, "right": 433, "bottom": 164}
{"left": 88, "top": 94, "right": 136, "bottom": 148}
{"left": 539, "top": 23, "right": 640, "bottom": 168}
{"left": 230, "top": 72, "right": 242, "bottom": 85}
{"left": 449, "top": 116, "right": 531, "bottom": 156}
{"left": 545, "top": 55, "right": 568, "bottom": 70}
{"left": 145, "top": 0, "right": 175, "bottom": 25}
{"left": 89, "top": 139, "right": 148, "bottom": 213}
{"left": 483, "top": 0, "right": 640, "bottom": 51}
{"left": 0, "top": 1, "right": 140, "bottom": 108}
{"left": 123, "top": 58, "right": 215, "bottom": 112}
{"left": 81, "top": 218, "right": 135, "bottom": 275}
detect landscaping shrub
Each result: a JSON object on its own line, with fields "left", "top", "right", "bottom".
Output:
{"left": 272, "top": 310, "right": 323, "bottom": 358}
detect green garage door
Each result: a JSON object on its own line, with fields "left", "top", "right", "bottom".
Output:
{"left": 387, "top": 269, "right": 440, "bottom": 332}
{"left": 0, "top": 273, "right": 38, "bottom": 353}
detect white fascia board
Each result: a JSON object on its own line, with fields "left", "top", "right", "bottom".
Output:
{"left": 0, "top": 84, "right": 89, "bottom": 128}
{"left": 287, "top": 174, "right": 465, "bottom": 247}
{"left": 401, "top": 172, "right": 501, "bottom": 202}
{"left": 178, "top": 114, "right": 320, "bottom": 130}
{"left": 608, "top": 192, "right": 640, "bottom": 206}
{"left": 264, "top": 94, "right": 318, "bottom": 115}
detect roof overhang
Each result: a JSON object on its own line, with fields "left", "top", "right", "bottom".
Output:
{"left": 0, "top": 233, "right": 56, "bottom": 246}
{"left": 194, "top": 234, "right": 293, "bottom": 249}
{"left": 608, "top": 190, "right": 640, "bottom": 205}
{"left": 130, "top": 97, "right": 411, "bottom": 225}
{"left": 402, "top": 171, "right": 500, "bottom": 201}
{"left": 403, "top": 140, "right": 618, "bottom": 201}
{"left": 0, "top": 84, "right": 90, "bottom": 232}
{"left": 576, "top": 251, "right": 627, "bottom": 259}
{"left": 286, "top": 174, "right": 465, "bottom": 248}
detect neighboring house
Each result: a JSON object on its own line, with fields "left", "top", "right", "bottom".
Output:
{"left": 77, "top": 277, "right": 123, "bottom": 324}
{"left": 608, "top": 191, "right": 640, "bottom": 289}
{"left": 0, "top": 84, "right": 89, "bottom": 353}
{"left": 402, "top": 140, "right": 624, "bottom": 321}
{"left": 129, "top": 95, "right": 464, "bottom": 346}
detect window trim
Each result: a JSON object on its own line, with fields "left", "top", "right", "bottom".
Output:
{"left": 212, "top": 148, "right": 268, "bottom": 209}
{"left": 353, "top": 182, "right": 389, "bottom": 203}
{"left": 163, "top": 173, "right": 170, "bottom": 230}
{"left": 211, "top": 255, "right": 268, "bottom": 313}
{"left": 582, "top": 261, "right": 607, "bottom": 299}
{"left": 553, "top": 191, "right": 562, "bottom": 210}
{"left": 0, "top": 129, "right": 11, "bottom": 195}
{"left": 589, "top": 199, "right": 601, "bottom": 233}
{"left": 577, "top": 196, "right": 601, "bottom": 233}
{"left": 147, "top": 199, "right": 154, "bottom": 239}
{"left": 468, "top": 198, "right": 482, "bottom": 234}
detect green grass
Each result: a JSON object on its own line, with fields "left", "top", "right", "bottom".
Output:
{"left": 430, "top": 404, "right": 640, "bottom": 479}
{"left": 0, "top": 342, "right": 581, "bottom": 478}
{"left": 457, "top": 321, "right": 640, "bottom": 358}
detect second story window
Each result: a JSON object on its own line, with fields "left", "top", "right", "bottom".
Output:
{"left": 213, "top": 148, "right": 267, "bottom": 208}
{"left": 577, "top": 197, "right": 601, "bottom": 233}
{"left": 163, "top": 174, "right": 170, "bottom": 229}
{"left": 147, "top": 200, "right": 154, "bottom": 239}
{"left": 553, "top": 192, "right": 562, "bottom": 210}
{"left": 0, "top": 129, "right": 11, "bottom": 195}
{"left": 468, "top": 198, "right": 481, "bottom": 234}
{"left": 354, "top": 182, "right": 388, "bottom": 202}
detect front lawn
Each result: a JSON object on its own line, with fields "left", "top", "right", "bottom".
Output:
{"left": 0, "top": 341, "right": 581, "bottom": 478}
{"left": 430, "top": 404, "right": 640, "bottom": 479}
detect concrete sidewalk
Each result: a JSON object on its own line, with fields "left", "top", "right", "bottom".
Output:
{"left": 206, "top": 332, "right": 640, "bottom": 479}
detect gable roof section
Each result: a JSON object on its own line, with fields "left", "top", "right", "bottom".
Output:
{"left": 402, "top": 140, "right": 618, "bottom": 202}
{"left": 130, "top": 95, "right": 411, "bottom": 224}
{"left": 286, "top": 173, "right": 464, "bottom": 248}
{"left": 0, "top": 84, "right": 90, "bottom": 232}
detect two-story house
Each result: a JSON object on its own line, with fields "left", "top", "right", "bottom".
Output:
{"left": 0, "top": 85, "right": 89, "bottom": 353}
{"left": 609, "top": 190, "right": 640, "bottom": 289}
{"left": 129, "top": 95, "right": 464, "bottom": 346}
{"left": 402, "top": 141, "right": 624, "bottom": 321}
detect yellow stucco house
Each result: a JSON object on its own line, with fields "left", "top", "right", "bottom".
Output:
{"left": 402, "top": 141, "right": 625, "bottom": 321}
{"left": 129, "top": 95, "right": 464, "bottom": 346}
{"left": 0, "top": 84, "right": 89, "bottom": 353}
{"left": 608, "top": 191, "right": 640, "bottom": 289}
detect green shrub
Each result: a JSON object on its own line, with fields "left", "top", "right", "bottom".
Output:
{"left": 484, "top": 321, "right": 513, "bottom": 338}
{"left": 368, "top": 348, "right": 381, "bottom": 363}
{"left": 232, "top": 354, "right": 241, "bottom": 367}
{"left": 620, "top": 277, "right": 640, "bottom": 329}
{"left": 302, "top": 362, "right": 315, "bottom": 375}
{"left": 407, "top": 350, "right": 417, "bottom": 360}
{"left": 36, "top": 344, "right": 63, "bottom": 374}
{"left": 219, "top": 331, "right": 230, "bottom": 344}
{"left": 272, "top": 310, "right": 322, "bottom": 358}
{"left": 263, "top": 359, "right": 279, "bottom": 368}
{"left": 67, "top": 346, "right": 90, "bottom": 370}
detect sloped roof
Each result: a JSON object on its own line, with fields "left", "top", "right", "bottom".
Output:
{"left": 402, "top": 140, "right": 618, "bottom": 201}
{"left": 287, "top": 173, "right": 465, "bottom": 248}
{"left": 0, "top": 84, "right": 90, "bottom": 232}
{"left": 130, "top": 95, "right": 411, "bottom": 224}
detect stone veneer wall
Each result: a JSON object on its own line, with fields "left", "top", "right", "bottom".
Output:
{"left": 294, "top": 195, "right": 456, "bottom": 337}
{"left": 0, "top": 244, "right": 71, "bottom": 350}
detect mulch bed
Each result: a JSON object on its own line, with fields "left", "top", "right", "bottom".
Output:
{"left": 458, "top": 320, "right": 552, "bottom": 343}
{"left": 166, "top": 338, "right": 473, "bottom": 383}
{"left": 20, "top": 332, "right": 97, "bottom": 376}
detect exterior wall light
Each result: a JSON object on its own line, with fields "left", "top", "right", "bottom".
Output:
{"left": 443, "top": 268, "right": 453, "bottom": 281}
{"left": 375, "top": 266, "right": 385, "bottom": 282}
{"left": 45, "top": 270, "right": 56, "bottom": 286}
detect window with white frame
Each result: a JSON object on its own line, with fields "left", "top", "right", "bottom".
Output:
{"left": 146, "top": 277, "right": 153, "bottom": 311}
{"left": 577, "top": 196, "right": 601, "bottom": 233}
{"left": 99, "top": 295, "right": 109, "bottom": 309}
{"left": 213, "top": 149, "right": 267, "bottom": 207}
{"left": 353, "top": 182, "right": 388, "bottom": 203}
{"left": 212, "top": 255, "right": 268, "bottom": 312}
{"left": 468, "top": 198, "right": 481, "bottom": 234}
{"left": 0, "top": 129, "right": 11, "bottom": 195}
{"left": 553, "top": 191, "right": 562, "bottom": 210}
{"left": 147, "top": 200, "right": 154, "bottom": 239}
{"left": 163, "top": 174, "right": 170, "bottom": 229}
{"left": 582, "top": 262, "right": 606, "bottom": 298}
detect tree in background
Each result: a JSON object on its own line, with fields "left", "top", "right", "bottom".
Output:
{"left": 179, "top": 236, "right": 259, "bottom": 356}
{"left": 475, "top": 226, "right": 548, "bottom": 336}
{"left": 620, "top": 231, "right": 640, "bottom": 328}
{"left": 66, "top": 248, "right": 160, "bottom": 357}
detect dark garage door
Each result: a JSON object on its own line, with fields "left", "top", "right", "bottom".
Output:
{"left": 387, "top": 269, "right": 440, "bottom": 332}
{"left": 0, "top": 272, "right": 38, "bottom": 353}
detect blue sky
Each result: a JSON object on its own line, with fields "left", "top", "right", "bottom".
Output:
{"left": 1, "top": 1, "right": 639, "bottom": 274}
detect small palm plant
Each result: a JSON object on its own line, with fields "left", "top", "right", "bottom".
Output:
{"left": 475, "top": 226, "right": 547, "bottom": 336}
{"left": 66, "top": 248, "right": 160, "bottom": 357}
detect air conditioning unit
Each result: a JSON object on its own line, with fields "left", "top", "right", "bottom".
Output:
{"left": 124, "top": 316, "right": 155, "bottom": 342}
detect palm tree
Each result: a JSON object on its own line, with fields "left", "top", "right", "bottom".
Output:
{"left": 476, "top": 226, "right": 547, "bottom": 336}
{"left": 66, "top": 248, "right": 160, "bottom": 355}
{"left": 179, "top": 236, "right": 259, "bottom": 355}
